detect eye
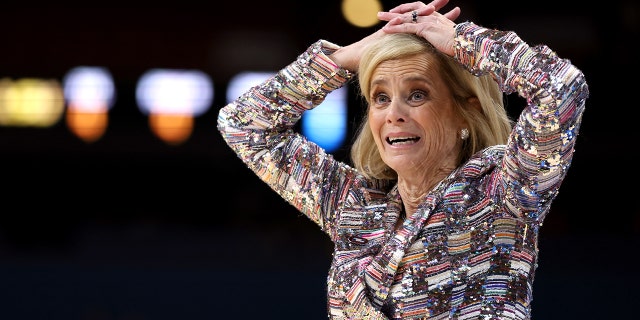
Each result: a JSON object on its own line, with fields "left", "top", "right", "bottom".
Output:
{"left": 408, "top": 90, "right": 427, "bottom": 104}
{"left": 372, "top": 92, "right": 391, "bottom": 106}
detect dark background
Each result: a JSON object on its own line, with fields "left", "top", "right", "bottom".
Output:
{"left": 0, "top": 1, "right": 638, "bottom": 319}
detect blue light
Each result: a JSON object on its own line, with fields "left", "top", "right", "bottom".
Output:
{"left": 301, "top": 87, "right": 348, "bottom": 153}
{"left": 228, "top": 72, "right": 348, "bottom": 153}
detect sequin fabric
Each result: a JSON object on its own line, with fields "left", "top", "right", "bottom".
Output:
{"left": 217, "top": 21, "right": 588, "bottom": 320}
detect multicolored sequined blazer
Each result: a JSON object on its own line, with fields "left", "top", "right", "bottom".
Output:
{"left": 217, "top": 21, "right": 588, "bottom": 319}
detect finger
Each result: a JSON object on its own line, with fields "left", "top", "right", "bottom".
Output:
{"left": 377, "top": 11, "right": 406, "bottom": 23}
{"left": 419, "top": 0, "right": 449, "bottom": 13}
{"left": 428, "top": 0, "right": 451, "bottom": 11}
{"left": 443, "top": 7, "right": 461, "bottom": 21}
{"left": 377, "top": 5, "right": 433, "bottom": 24}
{"left": 388, "top": 1, "right": 424, "bottom": 14}
{"left": 415, "top": 4, "right": 436, "bottom": 16}
{"left": 380, "top": 15, "right": 407, "bottom": 27}
{"left": 378, "top": 4, "right": 453, "bottom": 25}
{"left": 381, "top": 19, "right": 417, "bottom": 34}
{"left": 389, "top": 0, "right": 450, "bottom": 14}
{"left": 377, "top": 12, "right": 416, "bottom": 25}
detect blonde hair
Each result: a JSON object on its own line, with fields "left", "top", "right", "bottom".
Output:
{"left": 350, "top": 33, "right": 512, "bottom": 180}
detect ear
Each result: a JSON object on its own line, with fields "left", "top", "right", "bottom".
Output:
{"left": 460, "top": 97, "right": 482, "bottom": 129}
{"left": 467, "top": 97, "right": 482, "bottom": 113}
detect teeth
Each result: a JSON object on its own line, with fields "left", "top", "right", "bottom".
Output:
{"left": 387, "top": 136, "right": 419, "bottom": 144}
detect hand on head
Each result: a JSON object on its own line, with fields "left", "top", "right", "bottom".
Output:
{"left": 378, "top": 0, "right": 460, "bottom": 56}
{"left": 385, "top": 0, "right": 460, "bottom": 19}
{"left": 329, "top": 0, "right": 459, "bottom": 72}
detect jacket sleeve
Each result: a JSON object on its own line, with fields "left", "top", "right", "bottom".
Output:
{"left": 453, "top": 22, "right": 589, "bottom": 222}
{"left": 216, "top": 39, "right": 360, "bottom": 239}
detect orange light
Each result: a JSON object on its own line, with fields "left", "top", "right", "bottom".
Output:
{"left": 148, "top": 113, "right": 194, "bottom": 146}
{"left": 65, "top": 105, "right": 109, "bottom": 143}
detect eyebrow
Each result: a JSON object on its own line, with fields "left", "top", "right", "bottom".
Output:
{"left": 370, "top": 75, "right": 434, "bottom": 88}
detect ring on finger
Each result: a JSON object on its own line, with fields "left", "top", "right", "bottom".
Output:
{"left": 412, "top": 11, "right": 418, "bottom": 23}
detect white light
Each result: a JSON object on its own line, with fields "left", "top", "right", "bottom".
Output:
{"left": 226, "top": 71, "right": 274, "bottom": 104}
{"left": 136, "top": 69, "right": 213, "bottom": 116}
{"left": 62, "top": 66, "right": 115, "bottom": 112}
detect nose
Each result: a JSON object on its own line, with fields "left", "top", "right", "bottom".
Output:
{"left": 386, "top": 100, "right": 407, "bottom": 124}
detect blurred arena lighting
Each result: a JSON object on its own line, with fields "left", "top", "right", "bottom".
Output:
{"left": 62, "top": 66, "right": 115, "bottom": 143}
{"left": 0, "top": 78, "right": 64, "bottom": 127}
{"left": 342, "top": 0, "right": 383, "bottom": 28}
{"left": 225, "top": 71, "right": 275, "bottom": 104}
{"left": 227, "top": 71, "right": 348, "bottom": 153}
{"left": 136, "top": 69, "right": 213, "bottom": 146}
{"left": 301, "top": 86, "right": 348, "bottom": 153}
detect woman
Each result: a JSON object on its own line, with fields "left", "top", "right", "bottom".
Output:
{"left": 217, "top": 0, "right": 588, "bottom": 318}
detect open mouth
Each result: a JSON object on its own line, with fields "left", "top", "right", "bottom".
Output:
{"left": 386, "top": 136, "right": 420, "bottom": 145}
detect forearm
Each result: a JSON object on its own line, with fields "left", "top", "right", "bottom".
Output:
{"left": 454, "top": 21, "right": 589, "bottom": 219}
{"left": 216, "top": 39, "right": 355, "bottom": 231}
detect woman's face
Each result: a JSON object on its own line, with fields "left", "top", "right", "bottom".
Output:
{"left": 367, "top": 54, "right": 464, "bottom": 177}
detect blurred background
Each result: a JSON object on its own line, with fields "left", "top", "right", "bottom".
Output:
{"left": 0, "top": 0, "right": 637, "bottom": 319}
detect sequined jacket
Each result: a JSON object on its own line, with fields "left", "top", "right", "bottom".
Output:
{"left": 217, "top": 22, "right": 588, "bottom": 319}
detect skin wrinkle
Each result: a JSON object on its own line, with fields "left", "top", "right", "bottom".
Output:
{"left": 367, "top": 54, "right": 464, "bottom": 219}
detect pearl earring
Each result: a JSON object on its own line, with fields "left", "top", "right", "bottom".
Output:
{"left": 461, "top": 128, "right": 469, "bottom": 140}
